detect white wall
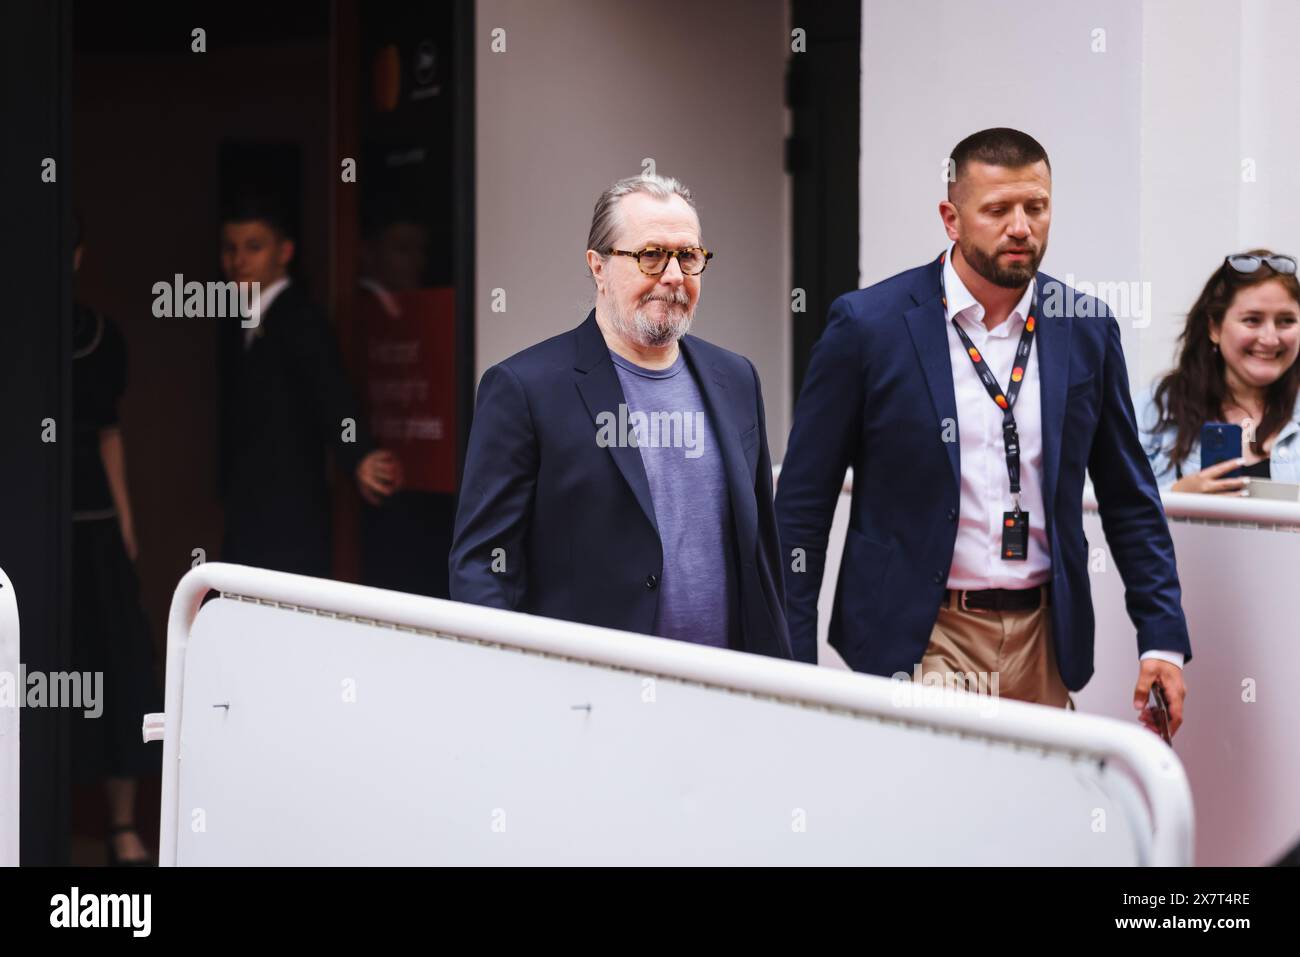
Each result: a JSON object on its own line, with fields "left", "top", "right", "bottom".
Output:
{"left": 1142, "top": 0, "right": 1300, "bottom": 384}
{"left": 476, "top": 0, "right": 792, "bottom": 455}
{"left": 859, "top": 0, "right": 1144, "bottom": 358}
{"left": 859, "top": 0, "right": 1300, "bottom": 391}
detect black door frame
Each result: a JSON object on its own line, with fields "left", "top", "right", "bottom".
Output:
{"left": 453, "top": 0, "right": 475, "bottom": 476}
{"left": 1, "top": 0, "right": 74, "bottom": 866}
{"left": 787, "top": 0, "right": 861, "bottom": 404}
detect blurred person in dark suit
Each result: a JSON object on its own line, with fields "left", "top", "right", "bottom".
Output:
{"left": 354, "top": 204, "right": 456, "bottom": 598}
{"left": 218, "top": 194, "right": 400, "bottom": 577}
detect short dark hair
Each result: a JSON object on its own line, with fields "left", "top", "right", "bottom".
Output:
{"left": 220, "top": 191, "right": 294, "bottom": 240}
{"left": 948, "top": 128, "right": 1051, "bottom": 197}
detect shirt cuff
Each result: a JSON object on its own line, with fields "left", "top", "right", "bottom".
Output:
{"left": 1140, "top": 649, "right": 1184, "bottom": 668}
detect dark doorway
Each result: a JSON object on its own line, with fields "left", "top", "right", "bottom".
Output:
{"left": 8, "top": 0, "right": 477, "bottom": 865}
{"left": 787, "top": 0, "right": 861, "bottom": 402}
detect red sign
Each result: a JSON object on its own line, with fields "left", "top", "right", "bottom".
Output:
{"left": 356, "top": 285, "right": 456, "bottom": 493}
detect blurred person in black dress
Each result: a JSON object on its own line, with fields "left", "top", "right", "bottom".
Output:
{"left": 217, "top": 195, "right": 400, "bottom": 577}
{"left": 70, "top": 217, "right": 161, "bottom": 865}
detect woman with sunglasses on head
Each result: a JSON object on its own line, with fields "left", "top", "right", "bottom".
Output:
{"left": 1135, "top": 250, "right": 1300, "bottom": 493}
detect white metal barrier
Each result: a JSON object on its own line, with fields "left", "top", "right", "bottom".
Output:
{"left": 1077, "top": 487, "right": 1300, "bottom": 866}
{"left": 0, "top": 567, "right": 19, "bottom": 867}
{"left": 149, "top": 562, "right": 1191, "bottom": 865}
{"left": 805, "top": 467, "right": 1299, "bottom": 865}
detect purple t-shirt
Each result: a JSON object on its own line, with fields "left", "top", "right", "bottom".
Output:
{"left": 610, "top": 350, "right": 736, "bottom": 648}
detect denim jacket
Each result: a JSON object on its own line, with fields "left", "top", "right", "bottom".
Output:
{"left": 1132, "top": 382, "right": 1300, "bottom": 488}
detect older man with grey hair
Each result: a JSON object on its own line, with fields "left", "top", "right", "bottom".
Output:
{"left": 450, "top": 175, "right": 791, "bottom": 658}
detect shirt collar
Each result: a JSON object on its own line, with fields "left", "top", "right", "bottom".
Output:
{"left": 243, "top": 277, "right": 291, "bottom": 350}
{"left": 942, "top": 242, "right": 1035, "bottom": 338}
{"left": 1279, "top": 394, "right": 1300, "bottom": 442}
{"left": 258, "top": 276, "right": 291, "bottom": 315}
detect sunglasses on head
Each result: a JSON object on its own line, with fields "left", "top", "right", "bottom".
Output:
{"left": 1225, "top": 253, "right": 1298, "bottom": 276}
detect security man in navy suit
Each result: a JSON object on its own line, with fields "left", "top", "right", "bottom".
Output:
{"left": 776, "top": 129, "right": 1190, "bottom": 734}
{"left": 450, "top": 175, "right": 790, "bottom": 659}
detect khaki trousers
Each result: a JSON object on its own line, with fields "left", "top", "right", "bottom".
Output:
{"left": 916, "top": 588, "right": 1073, "bottom": 709}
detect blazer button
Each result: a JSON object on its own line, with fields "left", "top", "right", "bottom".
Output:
{"left": 645, "top": 574, "right": 658, "bottom": 589}
{"left": 946, "top": 508, "right": 957, "bottom": 521}
{"left": 933, "top": 572, "right": 945, "bottom": 584}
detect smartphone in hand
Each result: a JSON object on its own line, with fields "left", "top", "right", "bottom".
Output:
{"left": 1201, "top": 422, "right": 1244, "bottom": 478}
{"left": 1149, "top": 681, "right": 1173, "bottom": 745}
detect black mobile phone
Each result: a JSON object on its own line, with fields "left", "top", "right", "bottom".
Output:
{"left": 1149, "top": 682, "right": 1173, "bottom": 745}
{"left": 1200, "top": 422, "right": 1243, "bottom": 477}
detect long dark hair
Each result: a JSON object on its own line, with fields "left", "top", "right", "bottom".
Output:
{"left": 1152, "top": 249, "right": 1300, "bottom": 466}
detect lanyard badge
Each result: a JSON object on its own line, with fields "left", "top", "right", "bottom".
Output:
{"left": 939, "top": 250, "right": 1036, "bottom": 561}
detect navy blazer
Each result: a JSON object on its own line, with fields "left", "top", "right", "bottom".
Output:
{"left": 775, "top": 257, "right": 1191, "bottom": 689}
{"left": 450, "top": 311, "right": 792, "bottom": 660}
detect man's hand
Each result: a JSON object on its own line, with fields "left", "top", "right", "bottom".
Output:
{"left": 1132, "top": 658, "right": 1185, "bottom": 738}
{"left": 355, "top": 450, "right": 402, "bottom": 506}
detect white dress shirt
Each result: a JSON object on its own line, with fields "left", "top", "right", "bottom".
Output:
{"left": 943, "top": 244, "right": 1049, "bottom": 591}
{"left": 941, "top": 244, "right": 1183, "bottom": 670}
{"left": 243, "top": 276, "right": 290, "bottom": 350}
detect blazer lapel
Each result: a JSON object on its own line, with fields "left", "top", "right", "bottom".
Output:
{"left": 572, "top": 311, "right": 659, "bottom": 533}
{"left": 680, "top": 337, "right": 758, "bottom": 566}
{"left": 904, "top": 260, "right": 961, "bottom": 489}
{"left": 1033, "top": 277, "right": 1072, "bottom": 517}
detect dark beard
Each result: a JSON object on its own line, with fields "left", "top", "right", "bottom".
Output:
{"left": 959, "top": 239, "right": 1044, "bottom": 289}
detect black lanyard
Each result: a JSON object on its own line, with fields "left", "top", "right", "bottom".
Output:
{"left": 938, "top": 250, "right": 1036, "bottom": 510}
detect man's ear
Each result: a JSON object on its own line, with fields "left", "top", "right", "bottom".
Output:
{"left": 586, "top": 249, "right": 606, "bottom": 291}
{"left": 938, "top": 200, "right": 960, "bottom": 243}
{"left": 277, "top": 237, "right": 296, "bottom": 270}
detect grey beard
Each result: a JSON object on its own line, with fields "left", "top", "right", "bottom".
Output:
{"left": 613, "top": 294, "right": 693, "bottom": 348}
